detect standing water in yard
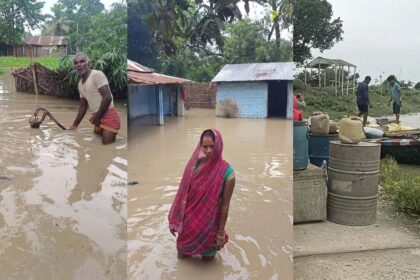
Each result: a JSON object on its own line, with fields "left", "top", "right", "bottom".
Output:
{"left": 0, "top": 73, "right": 127, "bottom": 279}
{"left": 127, "top": 109, "right": 293, "bottom": 280}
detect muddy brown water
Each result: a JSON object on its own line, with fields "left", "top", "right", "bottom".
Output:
{"left": 127, "top": 109, "right": 293, "bottom": 280}
{"left": 0, "top": 72, "right": 127, "bottom": 279}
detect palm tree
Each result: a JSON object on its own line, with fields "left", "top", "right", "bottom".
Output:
{"left": 44, "top": 4, "right": 73, "bottom": 36}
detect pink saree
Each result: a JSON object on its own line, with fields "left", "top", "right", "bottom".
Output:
{"left": 168, "top": 129, "right": 229, "bottom": 256}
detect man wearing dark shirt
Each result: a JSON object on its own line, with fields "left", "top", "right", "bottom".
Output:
{"left": 356, "top": 76, "right": 371, "bottom": 126}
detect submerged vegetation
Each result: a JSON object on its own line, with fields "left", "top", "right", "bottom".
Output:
{"left": 380, "top": 157, "right": 420, "bottom": 215}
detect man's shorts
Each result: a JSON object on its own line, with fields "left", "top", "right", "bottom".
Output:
{"left": 393, "top": 102, "right": 401, "bottom": 114}
{"left": 90, "top": 107, "right": 121, "bottom": 134}
{"left": 357, "top": 104, "right": 368, "bottom": 114}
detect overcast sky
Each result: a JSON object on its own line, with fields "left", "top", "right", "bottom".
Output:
{"left": 311, "top": 0, "right": 420, "bottom": 84}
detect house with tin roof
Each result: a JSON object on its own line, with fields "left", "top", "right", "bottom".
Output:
{"left": 127, "top": 60, "right": 192, "bottom": 125}
{"left": 212, "top": 62, "right": 295, "bottom": 119}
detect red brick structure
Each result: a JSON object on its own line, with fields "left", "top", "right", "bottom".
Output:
{"left": 184, "top": 82, "right": 217, "bottom": 109}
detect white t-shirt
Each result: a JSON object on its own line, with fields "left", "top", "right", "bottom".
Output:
{"left": 78, "top": 69, "right": 115, "bottom": 113}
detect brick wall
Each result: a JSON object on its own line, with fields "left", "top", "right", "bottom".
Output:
{"left": 184, "top": 82, "right": 216, "bottom": 109}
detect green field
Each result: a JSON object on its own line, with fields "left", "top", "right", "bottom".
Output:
{"left": 0, "top": 56, "right": 62, "bottom": 70}
{"left": 296, "top": 86, "right": 420, "bottom": 120}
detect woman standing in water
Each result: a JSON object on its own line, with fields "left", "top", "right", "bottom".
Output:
{"left": 168, "top": 129, "right": 235, "bottom": 261}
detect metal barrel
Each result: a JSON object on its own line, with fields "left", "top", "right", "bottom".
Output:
{"left": 327, "top": 141, "right": 381, "bottom": 225}
{"left": 309, "top": 134, "right": 339, "bottom": 167}
{"left": 293, "top": 121, "right": 309, "bottom": 171}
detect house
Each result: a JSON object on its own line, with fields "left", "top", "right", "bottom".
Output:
{"left": 7, "top": 36, "right": 68, "bottom": 57}
{"left": 127, "top": 59, "right": 192, "bottom": 125}
{"left": 212, "top": 62, "right": 294, "bottom": 119}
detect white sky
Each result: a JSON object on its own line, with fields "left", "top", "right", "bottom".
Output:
{"left": 311, "top": 0, "right": 420, "bottom": 84}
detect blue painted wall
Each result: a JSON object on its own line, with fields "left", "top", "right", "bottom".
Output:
{"left": 216, "top": 82, "right": 268, "bottom": 118}
{"left": 128, "top": 84, "right": 178, "bottom": 119}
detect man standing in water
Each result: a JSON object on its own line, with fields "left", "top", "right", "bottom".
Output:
{"left": 69, "top": 53, "right": 120, "bottom": 144}
{"left": 387, "top": 76, "right": 402, "bottom": 124}
{"left": 356, "top": 76, "right": 371, "bottom": 127}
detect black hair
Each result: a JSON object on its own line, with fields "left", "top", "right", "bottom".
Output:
{"left": 365, "top": 76, "right": 371, "bottom": 81}
{"left": 296, "top": 94, "right": 301, "bottom": 98}
{"left": 200, "top": 129, "right": 215, "bottom": 144}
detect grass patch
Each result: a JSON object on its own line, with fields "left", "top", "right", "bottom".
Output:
{"left": 380, "top": 157, "right": 420, "bottom": 215}
{"left": 0, "top": 56, "right": 61, "bottom": 70}
{"left": 296, "top": 86, "right": 420, "bottom": 121}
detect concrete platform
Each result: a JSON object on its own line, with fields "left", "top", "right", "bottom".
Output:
{"left": 295, "top": 248, "right": 420, "bottom": 280}
{"left": 294, "top": 201, "right": 420, "bottom": 279}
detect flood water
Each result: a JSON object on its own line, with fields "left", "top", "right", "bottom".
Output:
{"left": 399, "top": 113, "right": 420, "bottom": 129}
{"left": 127, "top": 109, "right": 293, "bottom": 280}
{"left": 0, "top": 71, "right": 127, "bottom": 279}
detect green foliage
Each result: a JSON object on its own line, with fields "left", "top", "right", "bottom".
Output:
{"left": 380, "top": 157, "right": 420, "bottom": 215}
{"left": 293, "top": 78, "right": 305, "bottom": 90}
{"left": 415, "top": 82, "right": 420, "bottom": 90}
{"left": 58, "top": 52, "right": 127, "bottom": 97}
{"left": 292, "top": 0, "right": 343, "bottom": 64}
{"left": 0, "top": 56, "right": 60, "bottom": 69}
{"left": 144, "top": 0, "right": 253, "bottom": 56}
{"left": 42, "top": 3, "right": 73, "bottom": 36}
{"left": 0, "top": 0, "right": 45, "bottom": 46}
{"left": 79, "top": 2, "right": 127, "bottom": 57}
{"left": 223, "top": 19, "right": 292, "bottom": 63}
{"left": 127, "top": 0, "right": 158, "bottom": 67}
{"left": 128, "top": 1, "right": 292, "bottom": 81}
{"left": 301, "top": 86, "right": 420, "bottom": 120}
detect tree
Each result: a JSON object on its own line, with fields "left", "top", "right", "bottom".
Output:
{"left": 0, "top": 0, "right": 45, "bottom": 47}
{"left": 127, "top": 0, "right": 158, "bottom": 68}
{"left": 415, "top": 82, "right": 420, "bottom": 90}
{"left": 43, "top": 4, "right": 73, "bottom": 36}
{"left": 79, "top": 2, "right": 127, "bottom": 58}
{"left": 223, "top": 19, "right": 291, "bottom": 63}
{"left": 266, "top": 0, "right": 293, "bottom": 45}
{"left": 50, "top": 0, "right": 104, "bottom": 52}
{"left": 292, "top": 0, "right": 343, "bottom": 64}
{"left": 146, "top": 0, "right": 256, "bottom": 55}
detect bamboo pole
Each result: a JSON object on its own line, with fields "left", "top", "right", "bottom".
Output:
{"left": 14, "top": 73, "right": 51, "bottom": 93}
{"left": 324, "top": 68, "right": 327, "bottom": 87}
{"left": 318, "top": 63, "right": 321, "bottom": 88}
{"left": 341, "top": 65, "right": 344, "bottom": 95}
{"left": 353, "top": 66, "right": 357, "bottom": 95}
{"left": 346, "top": 66, "right": 350, "bottom": 96}
{"left": 334, "top": 64, "right": 338, "bottom": 96}
{"left": 28, "top": 46, "right": 39, "bottom": 96}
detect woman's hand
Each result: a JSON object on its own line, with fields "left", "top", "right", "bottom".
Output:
{"left": 215, "top": 236, "right": 225, "bottom": 251}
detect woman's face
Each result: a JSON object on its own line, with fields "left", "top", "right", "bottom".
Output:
{"left": 201, "top": 136, "right": 215, "bottom": 159}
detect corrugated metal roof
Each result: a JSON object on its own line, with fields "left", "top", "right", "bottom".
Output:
{"left": 25, "top": 36, "right": 67, "bottom": 46}
{"left": 127, "top": 59, "right": 192, "bottom": 85}
{"left": 128, "top": 59, "right": 154, "bottom": 73}
{"left": 212, "top": 62, "right": 295, "bottom": 82}
{"left": 306, "top": 56, "right": 356, "bottom": 68}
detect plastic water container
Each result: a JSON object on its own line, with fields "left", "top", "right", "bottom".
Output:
{"left": 339, "top": 117, "right": 363, "bottom": 144}
{"left": 294, "top": 121, "right": 309, "bottom": 170}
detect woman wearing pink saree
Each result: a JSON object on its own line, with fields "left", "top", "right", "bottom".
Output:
{"left": 168, "top": 129, "right": 235, "bottom": 261}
